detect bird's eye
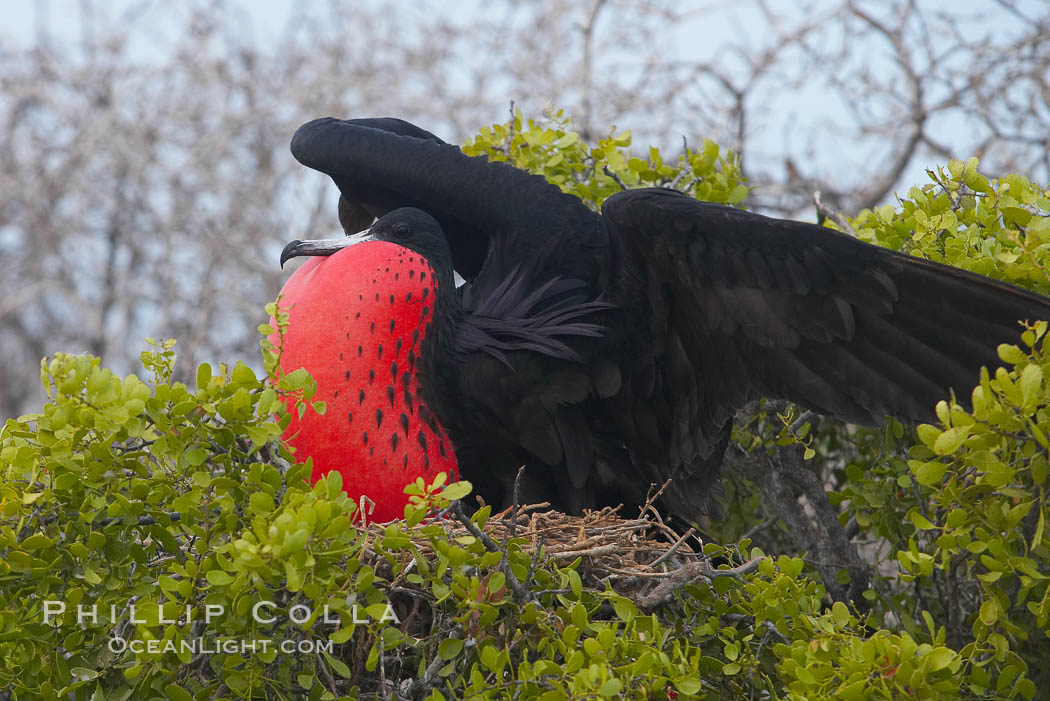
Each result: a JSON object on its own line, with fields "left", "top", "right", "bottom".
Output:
{"left": 393, "top": 223, "right": 411, "bottom": 238}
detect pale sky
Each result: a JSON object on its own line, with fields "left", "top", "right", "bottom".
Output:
{"left": 3, "top": 0, "right": 1042, "bottom": 206}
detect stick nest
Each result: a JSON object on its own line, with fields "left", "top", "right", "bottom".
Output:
{"left": 360, "top": 496, "right": 723, "bottom": 605}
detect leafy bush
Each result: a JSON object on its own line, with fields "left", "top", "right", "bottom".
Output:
{"left": 2, "top": 112, "right": 1049, "bottom": 699}
{"left": 461, "top": 108, "right": 748, "bottom": 210}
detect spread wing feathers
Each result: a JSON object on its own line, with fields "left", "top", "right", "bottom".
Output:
{"left": 455, "top": 270, "right": 613, "bottom": 366}
{"left": 601, "top": 187, "right": 1050, "bottom": 501}
{"left": 291, "top": 117, "right": 604, "bottom": 281}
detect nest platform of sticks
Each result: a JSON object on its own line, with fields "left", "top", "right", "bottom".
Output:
{"left": 358, "top": 487, "right": 763, "bottom": 613}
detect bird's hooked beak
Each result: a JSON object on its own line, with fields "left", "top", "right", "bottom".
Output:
{"left": 280, "top": 229, "right": 377, "bottom": 269}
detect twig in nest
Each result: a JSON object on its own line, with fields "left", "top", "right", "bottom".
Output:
{"left": 449, "top": 501, "right": 532, "bottom": 603}
{"left": 499, "top": 466, "right": 527, "bottom": 595}
{"left": 546, "top": 543, "right": 624, "bottom": 560}
{"left": 507, "top": 465, "right": 526, "bottom": 539}
{"left": 358, "top": 494, "right": 376, "bottom": 527}
{"left": 641, "top": 479, "right": 673, "bottom": 513}
{"left": 603, "top": 567, "right": 675, "bottom": 579}
{"left": 648, "top": 527, "right": 696, "bottom": 568}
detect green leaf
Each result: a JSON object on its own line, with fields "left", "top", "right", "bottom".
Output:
{"left": 164, "top": 685, "right": 193, "bottom": 701}
{"left": 1032, "top": 508, "right": 1045, "bottom": 549}
{"left": 567, "top": 568, "right": 582, "bottom": 598}
{"left": 481, "top": 645, "right": 500, "bottom": 672}
{"left": 676, "top": 679, "right": 702, "bottom": 695}
{"left": 910, "top": 460, "right": 948, "bottom": 485}
{"left": 323, "top": 650, "right": 352, "bottom": 678}
{"left": 998, "top": 344, "right": 1027, "bottom": 365}
{"left": 831, "top": 601, "right": 851, "bottom": 627}
{"left": 916, "top": 424, "right": 942, "bottom": 448}
{"left": 487, "top": 571, "right": 506, "bottom": 596}
{"left": 249, "top": 491, "right": 275, "bottom": 516}
{"left": 284, "top": 560, "right": 303, "bottom": 591}
{"left": 438, "top": 637, "right": 464, "bottom": 660}
{"left": 1020, "top": 364, "right": 1043, "bottom": 405}
{"left": 979, "top": 599, "right": 999, "bottom": 625}
{"left": 183, "top": 446, "right": 207, "bottom": 466}
{"left": 555, "top": 132, "right": 578, "bottom": 148}
{"left": 440, "top": 479, "right": 473, "bottom": 501}
{"left": 330, "top": 625, "right": 354, "bottom": 645}
{"left": 196, "top": 362, "right": 212, "bottom": 390}
{"left": 795, "top": 667, "right": 817, "bottom": 685}
{"left": 925, "top": 647, "right": 955, "bottom": 672}
{"left": 908, "top": 512, "right": 937, "bottom": 530}
{"left": 21, "top": 534, "right": 53, "bottom": 550}
{"left": 9, "top": 551, "right": 36, "bottom": 574}
{"left": 206, "top": 570, "right": 234, "bottom": 586}
{"left": 232, "top": 362, "right": 256, "bottom": 384}
{"left": 610, "top": 596, "right": 636, "bottom": 622}
{"left": 933, "top": 426, "right": 968, "bottom": 455}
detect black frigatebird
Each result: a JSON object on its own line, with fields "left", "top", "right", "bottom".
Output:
{"left": 279, "top": 116, "right": 1050, "bottom": 520}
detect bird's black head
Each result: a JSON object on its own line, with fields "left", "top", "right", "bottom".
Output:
{"left": 280, "top": 207, "right": 453, "bottom": 274}
{"left": 367, "top": 208, "right": 453, "bottom": 265}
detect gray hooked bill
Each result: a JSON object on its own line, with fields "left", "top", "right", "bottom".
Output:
{"left": 280, "top": 230, "right": 377, "bottom": 268}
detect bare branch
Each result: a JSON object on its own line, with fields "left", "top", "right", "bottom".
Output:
{"left": 814, "top": 190, "right": 859, "bottom": 236}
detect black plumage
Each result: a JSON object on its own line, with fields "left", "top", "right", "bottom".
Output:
{"left": 281, "top": 116, "right": 1050, "bottom": 520}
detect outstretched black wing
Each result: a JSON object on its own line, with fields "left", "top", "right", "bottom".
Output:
{"left": 600, "top": 187, "right": 1050, "bottom": 514}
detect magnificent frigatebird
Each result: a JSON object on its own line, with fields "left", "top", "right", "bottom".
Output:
{"left": 279, "top": 116, "right": 1050, "bottom": 520}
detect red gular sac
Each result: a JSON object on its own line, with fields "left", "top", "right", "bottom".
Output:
{"left": 270, "top": 241, "right": 459, "bottom": 522}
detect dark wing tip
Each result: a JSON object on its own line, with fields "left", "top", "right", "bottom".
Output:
{"left": 290, "top": 117, "right": 336, "bottom": 167}
{"left": 291, "top": 116, "right": 445, "bottom": 170}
